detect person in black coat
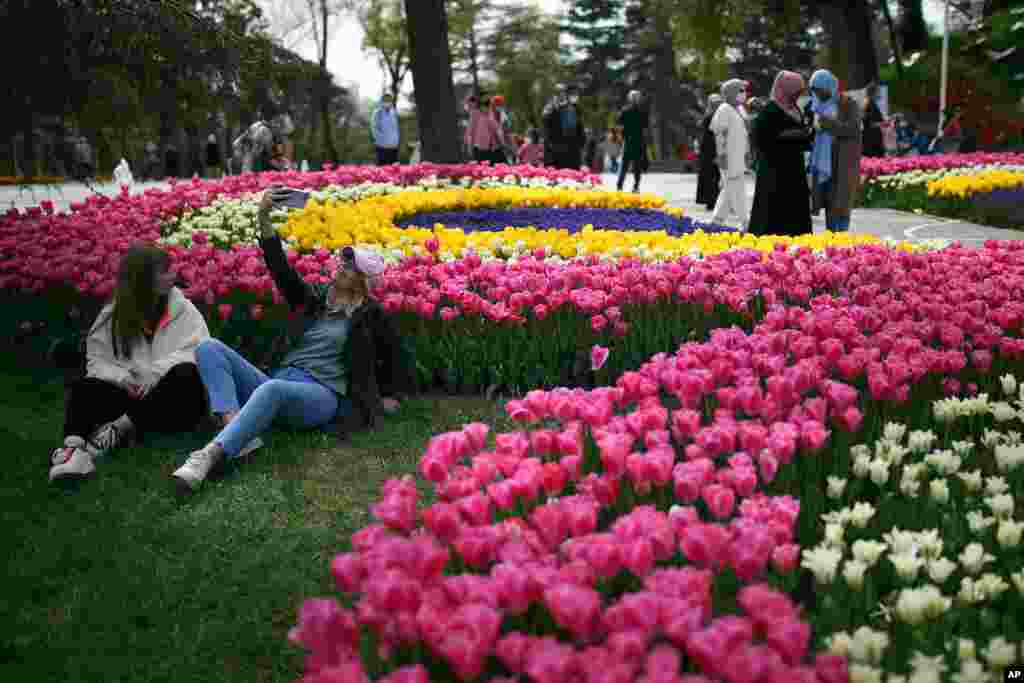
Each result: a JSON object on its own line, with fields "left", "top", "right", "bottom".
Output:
{"left": 862, "top": 83, "right": 886, "bottom": 158}
{"left": 748, "top": 71, "right": 815, "bottom": 237}
{"left": 696, "top": 94, "right": 724, "bottom": 209}
{"left": 616, "top": 91, "right": 651, "bottom": 192}
{"left": 542, "top": 86, "right": 586, "bottom": 170}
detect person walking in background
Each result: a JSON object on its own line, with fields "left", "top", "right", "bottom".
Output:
{"left": 517, "top": 128, "right": 544, "bottom": 166}
{"left": 696, "top": 94, "right": 724, "bottom": 210}
{"left": 371, "top": 94, "right": 400, "bottom": 165}
{"left": 465, "top": 94, "right": 505, "bottom": 164}
{"left": 710, "top": 80, "right": 750, "bottom": 230}
{"left": 748, "top": 71, "right": 814, "bottom": 236}
{"left": 542, "top": 85, "right": 586, "bottom": 170}
{"left": 862, "top": 83, "right": 886, "bottom": 158}
{"left": 602, "top": 129, "right": 622, "bottom": 175}
{"left": 205, "top": 134, "right": 222, "bottom": 178}
{"left": 616, "top": 90, "right": 650, "bottom": 192}
{"left": 48, "top": 245, "right": 209, "bottom": 482}
{"left": 808, "top": 69, "right": 862, "bottom": 232}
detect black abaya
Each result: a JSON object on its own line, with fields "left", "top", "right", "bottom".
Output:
{"left": 695, "top": 114, "right": 721, "bottom": 209}
{"left": 748, "top": 102, "right": 814, "bottom": 237}
{"left": 862, "top": 100, "right": 885, "bottom": 158}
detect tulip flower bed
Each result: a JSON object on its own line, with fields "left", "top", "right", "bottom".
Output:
{"left": 806, "top": 390, "right": 1024, "bottom": 682}
{"left": 860, "top": 154, "right": 1024, "bottom": 230}
{"left": 394, "top": 208, "right": 698, "bottom": 235}
{"left": 1, "top": 163, "right": 909, "bottom": 393}
{"left": 859, "top": 153, "right": 1024, "bottom": 183}
{"left": 286, "top": 241, "right": 1024, "bottom": 682}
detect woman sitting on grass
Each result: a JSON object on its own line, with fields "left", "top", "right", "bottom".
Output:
{"left": 172, "top": 187, "right": 416, "bottom": 494}
{"left": 49, "top": 245, "right": 210, "bottom": 482}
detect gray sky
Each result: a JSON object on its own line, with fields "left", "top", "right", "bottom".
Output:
{"left": 258, "top": 0, "right": 947, "bottom": 105}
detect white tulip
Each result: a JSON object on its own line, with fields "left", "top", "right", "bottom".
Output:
{"left": 959, "top": 543, "right": 995, "bottom": 575}
{"left": 929, "top": 479, "right": 950, "bottom": 504}
{"left": 852, "top": 539, "right": 888, "bottom": 567}
{"left": 982, "top": 637, "right": 1017, "bottom": 670}
{"left": 843, "top": 559, "right": 868, "bottom": 590}
{"left": 990, "top": 401, "right": 1018, "bottom": 422}
{"left": 927, "top": 557, "right": 958, "bottom": 583}
{"left": 985, "top": 493, "right": 1015, "bottom": 519}
{"left": 958, "top": 469, "right": 984, "bottom": 494}
{"left": 952, "top": 658, "right": 989, "bottom": 683}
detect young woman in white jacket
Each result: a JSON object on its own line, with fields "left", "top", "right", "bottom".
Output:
{"left": 49, "top": 245, "right": 210, "bottom": 482}
{"left": 710, "top": 79, "right": 751, "bottom": 232}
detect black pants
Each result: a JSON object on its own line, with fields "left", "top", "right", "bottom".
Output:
{"left": 375, "top": 147, "right": 399, "bottom": 165}
{"left": 617, "top": 156, "right": 644, "bottom": 190}
{"left": 64, "top": 363, "right": 207, "bottom": 442}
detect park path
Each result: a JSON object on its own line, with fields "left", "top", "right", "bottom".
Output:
{"left": 3, "top": 173, "right": 1020, "bottom": 246}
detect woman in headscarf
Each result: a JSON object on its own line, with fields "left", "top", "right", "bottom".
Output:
{"left": 710, "top": 79, "right": 751, "bottom": 230}
{"left": 748, "top": 71, "right": 815, "bottom": 236}
{"left": 808, "top": 69, "right": 863, "bottom": 231}
{"left": 695, "top": 93, "right": 723, "bottom": 210}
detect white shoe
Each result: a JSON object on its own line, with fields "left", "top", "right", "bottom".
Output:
{"left": 172, "top": 444, "right": 224, "bottom": 493}
{"left": 51, "top": 435, "right": 86, "bottom": 466}
{"left": 49, "top": 437, "right": 95, "bottom": 482}
{"left": 236, "top": 437, "right": 263, "bottom": 459}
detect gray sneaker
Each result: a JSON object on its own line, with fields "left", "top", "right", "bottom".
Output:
{"left": 49, "top": 437, "right": 96, "bottom": 482}
{"left": 172, "top": 445, "right": 224, "bottom": 494}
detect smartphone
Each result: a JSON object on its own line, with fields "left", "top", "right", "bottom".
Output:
{"left": 271, "top": 188, "right": 310, "bottom": 210}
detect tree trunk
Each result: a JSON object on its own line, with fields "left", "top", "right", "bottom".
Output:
{"left": 879, "top": 0, "right": 904, "bottom": 79}
{"left": 821, "top": 0, "right": 881, "bottom": 90}
{"left": 404, "top": 0, "right": 462, "bottom": 163}
{"left": 652, "top": 30, "right": 680, "bottom": 161}
{"left": 318, "top": 0, "right": 338, "bottom": 163}
{"left": 468, "top": 26, "right": 480, "bottom": 96}
{"left": 21, "top": 108, "right": 37, "bottom": 177}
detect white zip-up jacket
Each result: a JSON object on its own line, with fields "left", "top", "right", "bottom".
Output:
{"left": 86, "top": 287, "right": 209, "bottom": 392}
{"left": 710, "top": 103, "right": 749, "bottom": 180}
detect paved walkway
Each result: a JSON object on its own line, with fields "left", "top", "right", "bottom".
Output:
{"left": 597, "top": 172, "right": 1023, "bottom": 245}
{"left": 3, "top": 174, "right": 1021, "bottom": 245}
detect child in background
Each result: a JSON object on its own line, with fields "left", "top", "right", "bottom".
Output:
{"left": 518, "top": 129, "right": 544, "bottom": 166}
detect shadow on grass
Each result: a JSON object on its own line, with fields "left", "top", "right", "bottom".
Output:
{"left": 0, "top": 350, "right": 511, "bottom": 683}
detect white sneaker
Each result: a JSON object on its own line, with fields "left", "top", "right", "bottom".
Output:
{"left": 172, "top": 445, "right": 224, "bottom": 493}
{"left": 236, "top": 437, "right": 264, "bottom": 459}
{"left": 49, "top": 437, "right": 96, "bottom": 482}
{"left": 51, "top": 435, "right": 87, "bottom": 466}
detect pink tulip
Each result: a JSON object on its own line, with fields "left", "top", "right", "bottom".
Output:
{"left": 591, "top": 344, "right": 610, "bottom": 371}
{"left": 701, "top": 484, "right": 736, "bottom": 519}
{"left": 543, "top": 583, "right": 603, "bottom": 641}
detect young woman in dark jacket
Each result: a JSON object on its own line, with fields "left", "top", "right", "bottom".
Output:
{"left": 173, "top": 187, "right": 415, "bottom": 493}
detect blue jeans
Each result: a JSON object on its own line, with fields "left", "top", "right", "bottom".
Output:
{"left": 195, "top": 339, "right": 349, "bottom": 458}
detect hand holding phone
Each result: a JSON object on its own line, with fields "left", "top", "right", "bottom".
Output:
{"left": 271, "top": 187, "right": 310, "bottom": 210}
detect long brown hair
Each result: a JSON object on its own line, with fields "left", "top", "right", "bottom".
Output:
{"left": 110, "top": 244, "right": 171, "bottom": 358}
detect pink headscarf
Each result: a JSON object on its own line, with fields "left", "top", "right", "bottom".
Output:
{"left": 771, "top": 71, "right": 806, "bottom": 119}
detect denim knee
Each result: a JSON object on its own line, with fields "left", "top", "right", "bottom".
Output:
{"left": 196, "top": 338, "right": 229, "bottom": 363}
{"left": 248, "top": 379, "right": 287, "bottom": 406}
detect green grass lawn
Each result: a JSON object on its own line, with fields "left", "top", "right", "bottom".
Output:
{"left": 0, "top": 349, "right": 511, "bottom": 683}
